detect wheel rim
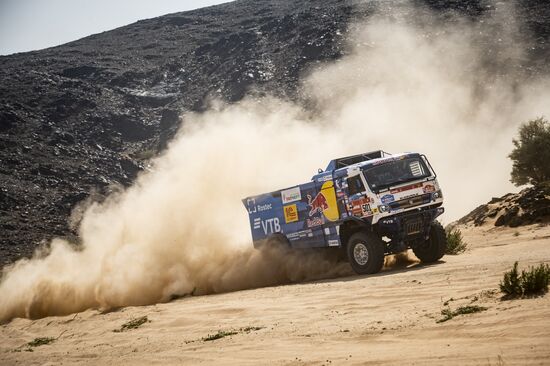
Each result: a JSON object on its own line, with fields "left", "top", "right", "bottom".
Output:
{"left": 353, "top": 243, "right": 369, "bottom": 265}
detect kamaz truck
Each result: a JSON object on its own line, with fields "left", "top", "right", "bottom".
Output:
{"left": 242, "top": 151, "right": 447, "bottom": 274}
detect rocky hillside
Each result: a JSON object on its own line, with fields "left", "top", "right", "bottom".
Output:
{"left": 1, "top": 0, "right": 550, "bottom": 266}
{"left": 457, "top": 184, "right": 550, "bottom": 227}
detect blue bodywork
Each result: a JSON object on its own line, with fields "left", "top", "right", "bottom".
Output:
{"left": 243, "top": 151, "right": 444, "bottom": 250}
{"left": 242, "top": 179, "right": 343, "bottom": 249}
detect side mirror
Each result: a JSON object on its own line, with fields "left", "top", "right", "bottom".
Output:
{"left": 318, "top": 168, "right": 323, "bottom": 173}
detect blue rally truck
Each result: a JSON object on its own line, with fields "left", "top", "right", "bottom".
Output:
{"left": 242, "top": 151, "right": 447, "bottom": 275}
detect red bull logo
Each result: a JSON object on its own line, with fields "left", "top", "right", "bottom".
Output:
{"left": 307, "top": 192, "right": 328, "bottom": 216}
{"left": 306, "top": 181, "right": 340, "bottom": 222}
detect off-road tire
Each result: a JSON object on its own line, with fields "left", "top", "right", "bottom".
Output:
{"left": 346, "top": 231, "right": 385, "bottom": 274}
{"left": 412, "top": 221, "right": 447, "bottom": 262}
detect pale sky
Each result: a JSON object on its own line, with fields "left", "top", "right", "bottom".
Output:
{"left": 0, "top": 0, "right": 231, "bottom": 55}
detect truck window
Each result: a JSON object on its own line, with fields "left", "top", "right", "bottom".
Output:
{"left": 362, "top": 157, "right": 431, "bottom": 193}
{"left": 347, "top": 175, "right": 365, "bottom": 195}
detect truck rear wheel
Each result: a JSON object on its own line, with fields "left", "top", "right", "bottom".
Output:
{"left": 412, "top": 221, "right": 447, "bottom": 263}
{"left": 346, "top": 232, "right": 385, "bottom": 275}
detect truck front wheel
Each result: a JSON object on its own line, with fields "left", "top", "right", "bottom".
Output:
{"left": 346, "top": 232, "right": 385, "bottom": 275}
{"left": 412, "top": 221, "right": 447, "bottom": 263}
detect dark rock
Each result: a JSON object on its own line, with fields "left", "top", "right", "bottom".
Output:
{"left": 61, "top": 65, "right": 103, "bottom": 79}
{"left": 495, "top": 207, "right": 520, "bottom": 227}
{"left": 159, "top": 109, "right": 180, "bottom": 131}
{"left": 165, "top": 16, "right": 194, "bottom": 27}
{"left": 0, "top": 110, "right": 19, "bottom": 131}
{"left": 457, "top": 204, "right": 488, "bottom": 226}
{"left": 460, "top": 183, "right": 550, "bottom": 228}
{"left": 109, "top": 114, "right": 156, "bottom": 142}
{"left": 119, "top": 157, "right": 143, "bottom": 178}
{"left": 50, "top": 131, "right": 76, "bottom": 145}
{"left": 2, "top": 0, "right": 550, "bottom": 267}
{"left": 60, "top": 192, "right": 89, "bottom": 206}
{"left": 37, "top": 165, "right": 57, "bottom": 177}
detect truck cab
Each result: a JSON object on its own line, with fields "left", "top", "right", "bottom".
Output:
{"left": 243, "top": 150, "right": 447, "bottom": 274}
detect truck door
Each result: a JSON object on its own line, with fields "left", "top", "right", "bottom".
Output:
{"left": 346, "top": 173, "right": 374, "bottom": 218}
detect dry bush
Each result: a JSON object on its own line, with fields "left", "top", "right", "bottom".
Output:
{"left": 500, "top": 262, "right": 550, "bottom": 298}
{"left": 445, "top": 228, "right": 468, "bottom": 255}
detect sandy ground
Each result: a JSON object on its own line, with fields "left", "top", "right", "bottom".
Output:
{"left": 1, "top": 223, "right": 550, "bottom": 366}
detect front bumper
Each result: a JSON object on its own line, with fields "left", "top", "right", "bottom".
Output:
{"left": 377, "top": 205, "right": 444, "bottom": 241}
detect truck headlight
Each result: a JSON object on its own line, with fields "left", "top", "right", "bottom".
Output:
{"left": 432, "top": 190, "right": 442, "bottom": 200}
{"left": 378, "top": 205, "right": 389, "bottom": 213}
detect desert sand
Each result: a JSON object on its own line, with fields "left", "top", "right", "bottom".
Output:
{"left": 1, "top": 223, "right": 549, "bottom": 365}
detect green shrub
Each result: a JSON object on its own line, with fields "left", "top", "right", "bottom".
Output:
{"left": 27, "top": 337, "right": 55, "bottom": 347}
{"left": 437, "top": 305, "right": 488, "bottom": 323}
{"left": 500, "top": 262, "right": 522, "bottom": 296}
{"left": 445, "top": 228, "right": 468, "bottom": 255}
{"left": 113, "top": 316, "right": 149, "bottom": 332}
{"left": 520, "top": 263, "right": 550, "bottom": 294}
{"left": 500, "top": 262, "right": 550, "bottom": 297}
{"left": 509, "top": 117, "right": 550, "bottom": 186}
{"left": 202, "top": 330, "right": 238, "bottom": 341}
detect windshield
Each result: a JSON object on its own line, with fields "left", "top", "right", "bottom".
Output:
{"left": 362, "top": 156, "right": 432, "bottom": 192}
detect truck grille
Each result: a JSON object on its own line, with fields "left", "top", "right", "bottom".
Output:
{"left": 405, "top": 219, "right": 423, "bottom": 235}
{"left": 389, "top": 193, "right": 431, "bottom": 211}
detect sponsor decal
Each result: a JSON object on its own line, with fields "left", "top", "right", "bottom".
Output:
{"left": 259, "top": 218, "right": 281, "bottom": 235}
{"left": 372, "top": 157, "right": 396, "bottom": 166}
{"left": 307, "top": 181, "right": 340, "bottom": 221}
{"left": 328, "top": 239, "right": 339, "bottom": 247}
{"left": 308, "top": 192, "right": 328, "bottom": 216}
{"left": 362, "top": 203, "right": 371, "bottom": 214}
{"left": 257, "top": 203, "right": 272, "bottom": 211}
{"left": 390, "top": 183, "right": 422, "bottom": 194}
{"left": 248, "top": 199, "right": 273, "bottom": 213}
{"left": 423, "top": 184, "right": 436, "bottom": 193}
{"left": 381, "top": 194, "right": 395, "bottom": 204}
{"left": 306, "top": 216, "right": 324, "bottom": 228}
{"left": 287, "top": 229, "right": 313, "bottom": 240}
{"left": 372, "top": 155, "right": 407, "bottom": 166}
{"left": 281, "top": 187, "right": 301, "bottom": 204}
{"left": 317, "top": 174, "right": 333, "bottom": 182}
{"left": 283, "top": 204, "right": 298, "bottom": 223}
{"left": 351, "top": 197, "right": 368, "bottom": 205}
{"left": 351, "top": 205, "right": 362, "bottom": 217}
{"left": 246, "top": 198, "right": 257, "bottom": 214}
{"left": 253, "top": 217, "right": 261, "bottom": 229}
{"left": 350, "top": 197, "right": 372, "bottom": 217}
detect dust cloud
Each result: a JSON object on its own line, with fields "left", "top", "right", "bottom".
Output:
{"left": 2, "top": 2, "right": 550, "bottom": 322}
{"left": 384, "top": 251, "right": 419, "bottom": 269}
